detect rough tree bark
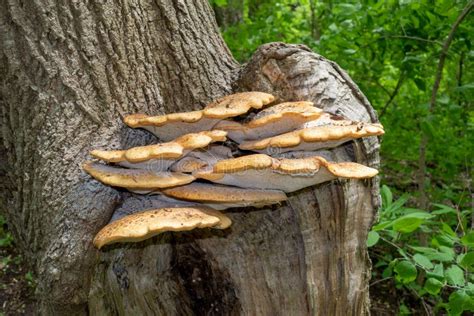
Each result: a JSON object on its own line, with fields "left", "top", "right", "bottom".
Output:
{"left": 0, "top": 1, "right": 380, "bottom": 315}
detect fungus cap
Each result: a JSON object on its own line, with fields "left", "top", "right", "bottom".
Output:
{"left": 123, "top": 92, "right": 275, "bottom": 141}
{"left": 162, "top": 182, "right": 287, "bottom": 208}
{"left": 83, "top": 162, "right": 195, "bottom": 191}
{"left": 203, "top": 92, "right": 275, "bottom": 118}
{"left": 93, "top": 207, "right": 231, "bottom": 249}
{"left": 215, "top": 101, "right": 323, "bottom": 142}
{"left": 91, "top": 130, "right": 227, "bottom": 164}
{"left": 194, "top": 154, "right": 378, "bottom": 192}
{"left": 239, "top": 120, "right": 384, "bottom": 153}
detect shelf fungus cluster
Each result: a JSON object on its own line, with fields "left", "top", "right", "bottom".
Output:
{"left": 84, "top": 92, "right": 384, "bottom": 249}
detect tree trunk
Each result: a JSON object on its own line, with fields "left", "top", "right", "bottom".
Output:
{"left": 0, "top": 1, "right": 380, "bottom": 315}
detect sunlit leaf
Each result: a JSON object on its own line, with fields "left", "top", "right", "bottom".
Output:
{"left": 445, "top": 265, "right": 465, "bottom": 286}
{"left": 413, "top": 254, "right": 433, "bottom": 269}
{"left": 460, "top": 252, "right": 474, "bottom": 271}
{"left": 424, "top": 278, "right": 444, "bottom": 295}
{"left": 461, "top": 231, "right": 474, "bottom": 247}
{"left": 367, "top": 231, "right": 380, "bottom": 247}
{"left": 391, "top": 212, "right": 432, "bottom": 233}
{"left": 394, "top": 261, "right": 417, "bottom": 283}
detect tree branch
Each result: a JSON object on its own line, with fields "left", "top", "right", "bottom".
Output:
{"left": 387, "top": 35, "right": 443, "bottom": 46}
{"left": 417, "top": 1, "right": 474, "bottom": 209}
{"left": 379, "top": 72, "right": 405, "bottom": 118}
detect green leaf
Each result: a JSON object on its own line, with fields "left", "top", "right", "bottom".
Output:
{"left": 372, "top": 221, "right": 393, "bottom": 231}
{"left": 425, "top": 251, "right": 454, "bottom": 262}
{"left": 426, "top": 263, "right": 445, "bottom": 280}
{"left": 445, "top": 265, "right": 465, "bottom": 286}
{"left": 382, "top": 266, "right": 393, "bottom": 278}
{"left": 439, "top": 246, "right": 455, "bottom": 257}
{"left": 461, "top": 231, "right": 474, "bottom": 247}
{"left": 413, "top": 78, "right": 426, "bottom": 91}
{"left": 433, "top": 234, "right": 456, "bottom": 247}
{"left": 381, "top": 185, "right": 393, "bottom": 209}
{"left": 441, "top": 223, "right": 457, "bottom": 237}
{"left": 437, "top": 95, "right": 450, "bottom": 105}
{"left": 413, "top": 254, "right": 433, "bottom": 269}
{"left": 386, "top": 195, "right": 410, "bottom": 214}
{"left": 394, "top": 261, "right": 417, "bottom": 283}
{"left": 448, "top": 290, "right": 474, "bottom": 315}
{"left": 367, "top": 231, "right": 380, "bottom": 247}
{"left": 424, "top": 278, "right": 444, "bottom": 295}
{"left": 454, "top": 83, "right": 474, "bottom": 92}
{"left": 391, "top": 212, "right": 432, "bottom": 233}
{"left": 432, "top": 203, "right": 457, "bottom": 215}
{"left": 460, "top": 252, "right": 474, "bottom": 271}
{"left": 409, "top": 246, "right": 437, "bottom": 254}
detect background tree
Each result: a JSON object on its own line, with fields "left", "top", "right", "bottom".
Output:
{"left": 1, "top": 1, "right": 381, "bottom": 314}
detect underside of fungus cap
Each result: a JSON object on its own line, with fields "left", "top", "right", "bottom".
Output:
{"left": 93, "top": 206, "right": 231, "bottom": 249}
{"left": 170, "top": 145, "right": 233, "bottom": 173}
{"left": 162, "top": 182, "right": 287, "bottom": 209}
{"left": 215, "top": 101, "right": 323, "bottom": 143}
{"left": 123, "top": 92, "right": 275, "bottom": 141}
{"left": 89, "top": 131, "right": 227, "bottom": 171}
{"left": 83, "top": 162, "right": 195, "bottom": 191}
{"left": 110, "top": 194, "right": 202, "bottom": 222}
{"left": 239, "top": 120, "right": 384, "bottom": 153}
{"left": 203, "top": 91, "right": 275, "bottom": 118}
{"left": 194, "top": 154, "right": 378, "bottom": 192}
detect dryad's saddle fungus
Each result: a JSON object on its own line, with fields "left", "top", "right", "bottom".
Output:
{"left": 93, "top": 207, "right": 231, "bottom": 249}
{"left": 215, "top": 101, "right": 323, "bottom": 143}
{"left": 239, "top": 119, "right": 384, "bottom": 153}
{"left": 90, "top": 130, "right": 227, "bottom": 171}
{"left": 162, "top": 182, "right": 287, "bottom": 210}
{"left": 83, "top": 162, "right": 195, "bottom": 192}
{"left": 194, "top": 154, "right": 379, "bottom": 193}
{"left": 84, "top": 91, "right": 384, "bottom": 248}
{"left": 124, "top": 92, "right": 275, "bottom": 141}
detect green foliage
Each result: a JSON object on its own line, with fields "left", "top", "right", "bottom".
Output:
{"left": 215, "top": 5, "right": 472, "bottom": 310}
{"left": 216, "top": 0, "right": 473, "bottom": 209}
{"left": 369, "top": 185, "right": 474, "bottom": 314}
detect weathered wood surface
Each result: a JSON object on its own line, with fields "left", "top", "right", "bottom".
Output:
{"left": 0, "top": 1, "right": 380, "bottom": 315}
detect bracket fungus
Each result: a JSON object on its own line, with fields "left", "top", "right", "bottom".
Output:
{"left": 194, "top": 154, "right": 378, "bottom": 193}
{"left": 93, "top": 207, "right": 231, "bottom": 249}
{"left": 124, "top": 92, "right": 275, "bottom": 141}
{"left": 90, "top": 130, "right": 227, "bottom": 171}
{"left": 215, "top": 101, "right": 323, "bottom": 143}
{"left": 84, "top": 91, "right": 384, "bottom": 248}
{"left": 162, "top": 182, "right": 287, "bottom": 210}
{"left": 239, "top": 119, "right": 384, "bottom": 153}
{"left": 83, "top": 162, "right": 195, "bottom": 193}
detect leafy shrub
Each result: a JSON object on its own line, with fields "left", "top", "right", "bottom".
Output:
{"left": 369, "top": 185, "right": 474, "bottom": 315}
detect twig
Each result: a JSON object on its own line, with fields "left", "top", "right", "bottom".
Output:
{"left": 416, "top": 1, "right": 474, "bottom": 209}
{"left": 373, "top": 79, "right": 391, "bottom": 96}
{"left": 407, "top": 284, "right": 432, "bottom": 316}
{"left": 457, "top": 51, "right": 465, "bottom": 87}
{"left": 370, "top": 277, "right": 393, "bottom": 287}
{"left": 379, "top": 72, "right": 405, "bottom": 118}
{"left": 387, "top": 35, "right": 443, "bottom": 46}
